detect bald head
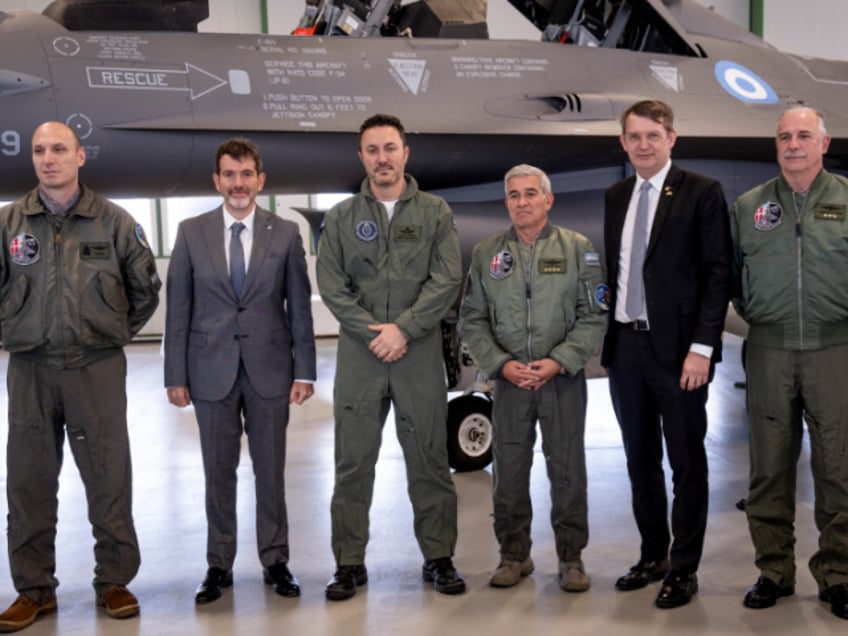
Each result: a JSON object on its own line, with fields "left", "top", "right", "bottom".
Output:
{"left": 775, "top": 106, "right": 830, "bottom": 192}
{"left": 32, "top": 121, "right": 86, "bottom": 203}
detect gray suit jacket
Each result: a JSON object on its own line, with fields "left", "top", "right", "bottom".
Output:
{"left": 164, "top": 206, "right": 316, "bottom": 401}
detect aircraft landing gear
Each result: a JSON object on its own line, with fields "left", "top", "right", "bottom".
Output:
{"left": 446, "top": 394, "right": 493, "bottom": 472}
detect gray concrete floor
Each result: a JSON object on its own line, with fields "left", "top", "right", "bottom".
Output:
{"left": 0, "top": 335, "right": 839, "bottom": 635}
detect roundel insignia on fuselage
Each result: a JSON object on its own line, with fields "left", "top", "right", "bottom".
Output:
{"left": 714, "top": 61, "right": 778, "bottom": 104}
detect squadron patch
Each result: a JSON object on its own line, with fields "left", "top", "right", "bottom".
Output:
{"left": 9, "top": 233, "right": 39, "bottom": 266}
{"left": 594, "top": 284, "right": 610, "bottom": 311}
{"left": 754, "top": 201, "right": 783, "bottom": 231}
{"left": 489, "top": 250, "right": 514, "bottom": 280}
{"left": 135, "top": 223, "right": 150, "bottom": 249}
{"left": 355, "top": 219, "right": 378, "bottom": 242}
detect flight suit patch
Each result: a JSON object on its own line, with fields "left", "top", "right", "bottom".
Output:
{"left": 80, "top": 242, "right": 111, "bottom": 259}
{"left": 135, "top": 223, "right": 150, "bottom": 249}
{"left": 754, "top": 201, "right": 782, "bottom": 231}
{"left": 538, "top": 258, "right": 565, "bottom": 274}
{"left": 594, "top": 283, "right": 610, "bottom": 311}
{"left": 815, "top": 203, "right": 846, "bottom": 221}
{"left": 9, "top": 233, "right": 39, "bottom": 266}
{"left": 355, "top": 219, "right": 378, "bottom": 241}
{"left": 392, "top": 225, "right": 421, "bottom": 241}
{"left": 489, "top": 251, "right": 514, "bottom": 280}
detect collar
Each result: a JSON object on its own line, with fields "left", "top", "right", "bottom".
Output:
{"left": 223, "top": 207, "right": 256, "bottom": 234}
{"left": 38, "top": 184, "right": 81, "bottom": 217}
{"left": 508, "top": 221, "right": 553, "bottom": 244}
{"left": 636, "top": 159, "right": 672, "bottom": 193}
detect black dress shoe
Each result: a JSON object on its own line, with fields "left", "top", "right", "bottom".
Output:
{"left": 655, "top": 571, "right": 698, "bottom": 609}
{"left": 263, "top": 563, "right": 300, "bottom": 598}
{"left": 615, "top": 559, "right": 669, "bottom": 591}
{"left": 819, "top": 583, "right": 848, "bottom": 619}
{"left": 422, "top": 557, "right": 466, "bottom": 595}
{"left": 325, "top": 564, "right": 368, "bottom": 601}
{"left": 743, "top": 575, "right": 794, "bottom": 609}
{"left": 195, "top": 567, "right": 233, "bottom": 604}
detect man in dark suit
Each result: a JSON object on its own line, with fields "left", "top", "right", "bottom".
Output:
{"left": 164, "top": 138, "right": 316, "bottom": 604}
{"left": 602, "top": 100, "right": 731, "bottom": 609}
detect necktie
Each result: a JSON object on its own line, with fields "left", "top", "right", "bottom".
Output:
{"left": 229, "top": 222, "right": 246, "bottom": 299}
{"left": 625, "top": 181, "right": 651, "bottom": 321}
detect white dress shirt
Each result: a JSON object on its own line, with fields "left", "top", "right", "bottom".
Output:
{"left": 223, "top": 207, "right": 255, "bottom": 273}
{"left": 614, "top": 160, "right": 712, "bottom": 358}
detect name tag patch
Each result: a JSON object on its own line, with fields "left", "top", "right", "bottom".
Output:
{"left": 815, "top": 203, "right": 846, "bottom": 221}
{"left": 81, "top": 242, "right": 111, "bottom": 259}
{"left": 393, "top": 225, "right": 421, "bottom": 241}
{"left": 538, "top": 258, "right": 565, "bottom": 274}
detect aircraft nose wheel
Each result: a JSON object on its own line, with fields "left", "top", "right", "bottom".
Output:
{"left": 446, "top": 394, "right": 493, "bottom": 472}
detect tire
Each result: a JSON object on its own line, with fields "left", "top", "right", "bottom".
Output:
{"left": 446, "top": 394, "right": 493, "bottom": 472}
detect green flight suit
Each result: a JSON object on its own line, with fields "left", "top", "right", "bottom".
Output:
{"left": 317, "top": 175, "right": 462, "bottom": 564}
{"left": 731, "top": 169, "right": 848, "bottom": 590}
{"left": 460, "top": 223, "right": 608, "bottom": 562}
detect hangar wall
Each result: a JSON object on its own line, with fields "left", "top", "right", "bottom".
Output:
{"left": 0, "top": 0, "right": 845, "bottom": 336}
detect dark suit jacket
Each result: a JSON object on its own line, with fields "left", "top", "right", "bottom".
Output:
{"left": 601, "top": 165, "right": 731, "bottom": 375}
{"left": 164, "top": 206, "right": 316, "bottom": 401}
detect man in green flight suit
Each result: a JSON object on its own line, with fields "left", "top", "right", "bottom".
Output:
{"left": 316, "top": 113, "right": 465, "bottom": 601}
{"left": 460, "top": 164, "right": 608, "bottom": 592}
{"left": 732, "top": 106, "right": 848, "bottom": 620}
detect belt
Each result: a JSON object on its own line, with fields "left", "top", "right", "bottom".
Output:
{"left": 616, "top": 320, "right": 649, "bottom": 331}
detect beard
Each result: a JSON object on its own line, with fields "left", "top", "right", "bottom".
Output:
{"left": 225, "top": 189, "right": 253, "bottom": 210}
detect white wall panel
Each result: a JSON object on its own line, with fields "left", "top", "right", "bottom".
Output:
{"left": 691, "top": 0, "right": 748, "bottom": 28}
{"left": 762, "top": 0, "right": 848, "bottom": 61}
{"left": 199, "top": 0, "right": 260, "bottom": 33}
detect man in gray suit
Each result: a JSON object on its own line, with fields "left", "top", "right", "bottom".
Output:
{"left": 164, "top": 138, "right": 316, "bottom": 604}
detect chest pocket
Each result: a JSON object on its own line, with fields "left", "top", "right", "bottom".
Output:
{"left": 392, "top": 223, "right": 432, "bottom": 269}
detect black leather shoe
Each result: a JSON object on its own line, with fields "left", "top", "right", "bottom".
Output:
{"left": 195, "top": 567, "right": 233, "bottom": 604}
{"left": 743, "top": 575, "right": 794, "bottom": 609}
{"left": 263, "top": 563, "right": 300, "bottom": 598}
{"left": 325, "top": 565, "right": 368, "bottom": 601}
{"left": 615, "top": 559, "right": 669, "bottom": 591}
{"left": 655, "top": 571, "right": 698, "bottom": 609}
{"left": 422, "top": 557, "right": 466, "bottom": 595}
{"left": 819, "top": 583, "right": 848, "bottom": 619}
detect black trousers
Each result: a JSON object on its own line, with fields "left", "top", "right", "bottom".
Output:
{"left": 607, "top": 327, "right": 709, "bottom": 574}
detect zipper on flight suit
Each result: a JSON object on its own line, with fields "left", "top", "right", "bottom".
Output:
{"left": 792, "top": 192, "right": 805, "bottom": 350}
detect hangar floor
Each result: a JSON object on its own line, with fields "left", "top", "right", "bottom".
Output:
{"left": 0, "top": 335, "right": 837, "bottom": 635}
